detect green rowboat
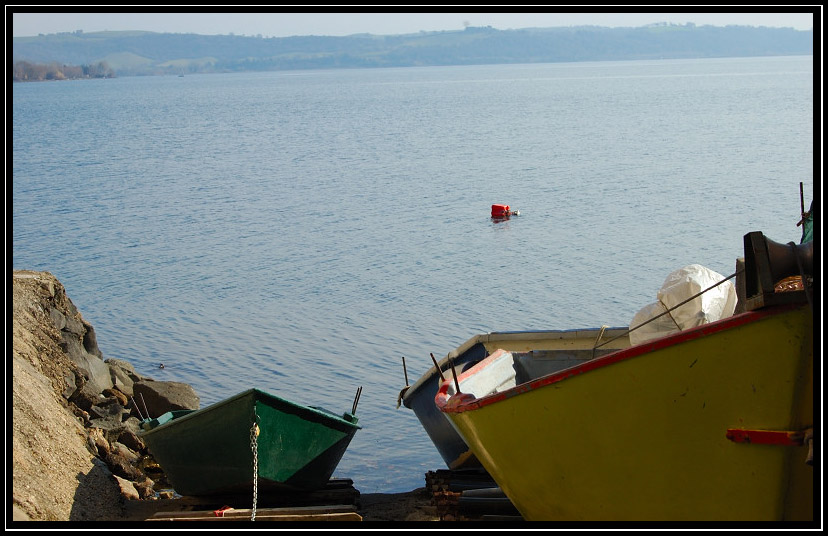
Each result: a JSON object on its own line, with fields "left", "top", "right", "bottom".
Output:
{"left": 140, "top": 388, "right": 361, "bottom": 496}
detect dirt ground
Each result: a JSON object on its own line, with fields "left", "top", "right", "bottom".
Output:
{"left": 358, "top": 489, "right": 439, "bottom": 522}
{"left": 10, "top": 270, "right": 438, "bottom": 524}
{"left": 113, "top": 488, "right": 439, "bottom": 523}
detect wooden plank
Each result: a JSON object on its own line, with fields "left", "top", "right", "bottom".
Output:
{"left": 149, "top": 504, "right": 360, "bottom": 521}
{"left": 150, "top": 511, "right": 362, "bottom": 522}
{"left": 479, "top": 515, "right": 524, "bottom": 522}
{"left": 176, "top": 478, "right": 359, "bottom": 507}
{"left": 254, "top": 512, "right": 361, "bottom": 521}
{"left": 177, "top": 489, "right": 359, "bottom": 508}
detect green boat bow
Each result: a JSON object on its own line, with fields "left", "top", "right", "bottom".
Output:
{"left": 140, "top": 388, "right": 361, "bottom": 496}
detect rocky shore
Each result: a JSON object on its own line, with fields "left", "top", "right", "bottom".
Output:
{"left": 10, "top": 270, "right": 437, "bottom": 523}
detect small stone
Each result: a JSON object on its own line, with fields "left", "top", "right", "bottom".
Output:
{"left": 112, "top": 475, "right": 140, "bottom": 501}
{"left": 116, "top": 429, "right": 145, "bottom": 452}
{"left": 103, "top": 388, "right": 128, "bottom": 406}
{"left": 87, "top": 428, "right": 110, "bottom": 457}
{"left": 70, "top": 405, "right": 91, "bottom": 425}
{"left": 105, "top": 451, "right": 143, "bottom": 481}
{"left": 133, "top": 477, "right": 156, "bottom": 499}
{"left": 62, "top": 372, "right": 77, "bottom": 400}
{"left": 110, "top": 442, "right": 139, "bottom": 464}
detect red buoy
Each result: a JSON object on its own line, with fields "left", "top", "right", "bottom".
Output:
{"left": 491, "top": 204, "right": 510, "bottom": 218}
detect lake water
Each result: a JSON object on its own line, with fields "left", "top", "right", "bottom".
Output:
{"left": 12, "top": 56, "right": 814, "bottom": 493}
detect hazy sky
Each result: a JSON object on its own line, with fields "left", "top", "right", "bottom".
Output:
{"left": 10, "top": 11, "right": 817, "bottom": 38}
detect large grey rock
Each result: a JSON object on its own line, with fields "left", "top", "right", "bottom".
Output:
{"left": 133, "top": 380, "right": 200, "bottom": 419}
{"left": 49, "top": 307, "right": 66, "bottom": 330}
{"left": 69, "top": 374, "right": 107, "bottom": 412}
{"left": 44, "top": 292, "right": 110, "bottom": 392}
{"left": 64, "top": 344, "right": 112, "bottom": 393}
{"left": 107, "top": 363, "right": 135, "bottom": 398}
{"left": 88, "top": 417, "right": 143, "bottom": 446}
{"left": 88, "top": 404, "right": 132, "bottom": 433}
{"left": 80, "top": 319, "right": 103, "bottom": 359}
{"left": 116, "top": 428, "right": 145, "bottom": 452}
{"left": 112, "top": 475, "right": 140, "bottom": 501}
{"left": 58, "top": 325, "right": 112, "bottom": 393}
{"left": 105, "top": 358, "right": 153, "bottom": 381}
{"left": 62, "top": 371, "right": 78, "bottom": 400}
{"left": 106, "top": 359, "right": 154, "bottom": 398}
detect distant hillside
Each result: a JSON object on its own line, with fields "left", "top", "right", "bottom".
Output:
{"left": 12, "top": 24, "right": 813, "bottom": 77}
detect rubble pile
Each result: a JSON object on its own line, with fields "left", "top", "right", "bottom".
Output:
{"left": 12, "top": 271, "right": 199, "bottom": 513}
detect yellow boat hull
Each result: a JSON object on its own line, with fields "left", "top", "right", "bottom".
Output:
{"left": 437, "top": 304, "right": 813, "bottom": 521}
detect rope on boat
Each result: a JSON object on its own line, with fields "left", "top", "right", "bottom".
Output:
{"left": 658, "top": 297, "right": 683, "bottom": 330}
{"left": 593, "top": 325, "right": 608, "bottom": 348}
{"left": 593, "top": 269, "right": 742, "bottom": 356}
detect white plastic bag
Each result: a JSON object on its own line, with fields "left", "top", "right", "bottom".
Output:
{"left": 629, "top": 264, "right": 737, "bottom": 345}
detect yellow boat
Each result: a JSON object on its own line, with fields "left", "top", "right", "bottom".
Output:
{"left": 400, "top": 325, "right": 632, "bottom": 470}
{"left": 435, "top": 232, "right": 814, "bottom": 521}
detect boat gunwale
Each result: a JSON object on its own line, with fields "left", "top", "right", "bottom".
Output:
{"left": 141, "top": 387, "right": 361, "bottom": 436}
{"left": 436, "top": 303, "right": 807, "bottom": 414}
{"left": 402, "top": 326, "right": 630, "bottom": 404}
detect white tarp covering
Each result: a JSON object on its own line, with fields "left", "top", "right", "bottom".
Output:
{"left": 629, "top": 264, "right": 737, "bottom": 345}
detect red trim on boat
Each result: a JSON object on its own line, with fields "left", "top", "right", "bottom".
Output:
{"left": 436, "top": 304, "right": 803, "bottom": 414}
{"left": 726, "top": 429, "right": 805, "bottom": 446}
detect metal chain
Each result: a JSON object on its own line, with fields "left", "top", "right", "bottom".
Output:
{"left": 250, "top": 421, "right": 259, "bottom": 521}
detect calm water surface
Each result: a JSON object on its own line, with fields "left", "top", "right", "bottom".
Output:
{"left": 12, "top": 56, "right": 814, "bottom": 492}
